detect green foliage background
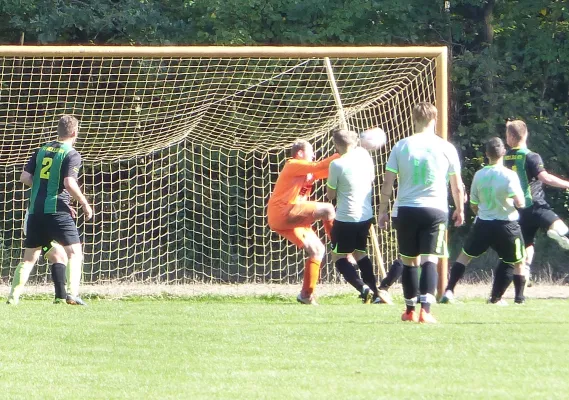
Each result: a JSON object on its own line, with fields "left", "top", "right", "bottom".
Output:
{"left": 0, "top": 0, "right": 568, "bottom": 279}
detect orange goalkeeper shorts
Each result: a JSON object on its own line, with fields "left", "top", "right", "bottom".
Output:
{"left": 272, "top": 226, "right": 320, "bottom": 248}
{"left": 267, "top": 202, "right": 320, "bottom": 247}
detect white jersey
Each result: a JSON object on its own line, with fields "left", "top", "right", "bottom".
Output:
{"left": 386, "top": 132, "right": 461, "bottom": 212}
{"left": 470, "top": 164, "right": 523, "bottom": 221}
{"left": 327, "top": 147, "right": 374, "bottom": 222}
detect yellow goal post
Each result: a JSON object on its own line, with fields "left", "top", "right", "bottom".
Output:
{"left": 0, "top": 45, "right": 448, "bottom": 293}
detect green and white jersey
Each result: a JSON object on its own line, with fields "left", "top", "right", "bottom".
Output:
{"left": 386, "top": 132, "right": 460, "bottom": 212}
{"left": 327, "top": 147, "right": 374, "bottom": 222}
{"left": 470, "top": 164, "right": 523, "bottom": 221}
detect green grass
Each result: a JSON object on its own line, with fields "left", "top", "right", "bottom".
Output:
{"left": 1, "top": 296, "right": 569, "bottom": 400}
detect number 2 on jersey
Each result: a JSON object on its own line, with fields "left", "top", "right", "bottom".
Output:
{"left": 40, "top": 157, "right": 53, "bottom": 179}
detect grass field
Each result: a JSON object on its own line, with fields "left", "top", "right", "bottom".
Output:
{"left": 1, "top": 295, "right": 569, "bottom": 400}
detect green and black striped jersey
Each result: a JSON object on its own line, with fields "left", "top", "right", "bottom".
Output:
{"left": 24, "top": 141, "right": 82, "bottom": 215}
{"left": 504, "top": 147, "right": 546, "bottom": 208}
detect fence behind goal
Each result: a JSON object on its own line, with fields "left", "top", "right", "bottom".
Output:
{"left": 0, "top": 46, "right": 447, "bottom": 286}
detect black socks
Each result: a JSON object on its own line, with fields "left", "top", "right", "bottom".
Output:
{"left": 51, "top": 263, "right": 67, "bottom": 300}
{"left": 446, "top": 261, "right": 466, "bottom": 293}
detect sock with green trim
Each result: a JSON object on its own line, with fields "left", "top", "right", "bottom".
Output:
{"left": 8, "top": 262, "right": 34, "bottom": 304}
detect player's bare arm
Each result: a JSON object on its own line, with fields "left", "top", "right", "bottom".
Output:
{"left": 512, "top": 192, "right": 525, "bottom": 209}
{"left": 377, "top": 170, "right": 396, "bottom": 229}
{"left": 19, "top": 171, "right": 33, "bottom": 187}
{"left": 326, "top": 186, "right": 336, "bottom": 201}
{"left": 537, "top": 171, "right": 569, "bottom": 190}
{"left": 64, "top": 177, "right": 93, "bottom": 220}
{"left": 470, "top": 203, "right": 479, "bottom": 215}
{"left": 449, "top": 174, "right": 465, "bottom": 226}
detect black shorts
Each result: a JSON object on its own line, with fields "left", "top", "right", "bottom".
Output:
{"left": 24, "top": 212, "right": 53, "bottom": 253}
{"left": 519, "top": 204, "right": 559, "bottom": 246}
{"left": 330, "top": 219, "right": 372, "bottom": 254}
{"left": 463, "top": 219, "right": 525, "bottom": 264}
{"left": 394, "top": 207, "right": 448, "bottom": 258}
{"left": 24, "top": 213, "right": 81, "bottom": 249}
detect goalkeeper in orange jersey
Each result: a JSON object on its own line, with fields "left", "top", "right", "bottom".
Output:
{"left": 268, "top": 139, "right": 340, "bottom": 305}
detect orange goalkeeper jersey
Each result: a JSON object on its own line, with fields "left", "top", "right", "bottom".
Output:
{"left": 268, "top": 154, "right": 339, "bottom": 211}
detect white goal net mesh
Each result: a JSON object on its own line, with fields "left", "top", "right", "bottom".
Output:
{"left": 0, "top": 50, "right": 439, "bottom": 285}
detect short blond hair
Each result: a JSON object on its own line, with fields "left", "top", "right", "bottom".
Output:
{"left": 290, "top": 139, "right": 310, "bottom": 158}
{"left": 506, "top": 120, "right": 528, "bottom": 142}
{"left": 331, "top": 128, "right": 357, "bottom": 148}
{"left": 412, "top": 102, "right": 437, "bottom": 128}
{"left": 57, "top": 115, "right": 79, "bottom": 139}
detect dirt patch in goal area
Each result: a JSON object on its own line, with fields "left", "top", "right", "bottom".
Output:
{"left": 4, "top": 283, "right": 569, "bottom": 300}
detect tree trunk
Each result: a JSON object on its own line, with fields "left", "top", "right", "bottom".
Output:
{"left": 482, "top": 0, "right": 496, "bottom": 45}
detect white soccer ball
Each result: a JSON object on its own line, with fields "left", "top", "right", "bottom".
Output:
{"left": 360, "top": 127, "right": 387, "bottom": 151}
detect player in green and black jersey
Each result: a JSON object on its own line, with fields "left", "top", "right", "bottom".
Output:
{"left": 7, "top": 115, "right": 93, "bottom": 305}
{"left": 504, "top": 119, "right": 569, "bottom": 281}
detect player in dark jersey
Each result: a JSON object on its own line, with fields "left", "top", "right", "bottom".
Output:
{"left": 503, "top": 120, "right": 569, "bottom": 283}
{"left": 7, "top": 115, "right": 93, "bottom": 305}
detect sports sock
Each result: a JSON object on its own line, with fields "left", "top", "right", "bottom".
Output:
{"left": 66, "top": 255, "right": 82, "bottom": 297}
{"left": 513, "top": 274, "right": 526, "bottom": 302}
{"left": 357, "top": 256, "right": 379, "bottom": 296}
{"left": 9, "top": 262, "right": 34, "bottom": 301}
{"left": 524, "top": 263, "right": 532, "bottom": 278}
{"left": 446, "top": 261, "right": 466, "bottom": 292}
{"left": 51, "top": 263, "right": 67, "bottom": 300}
{"left": 379, "top": 259, "right": 403, "bottom": 290}
{"left": 419, "top": 261, "right": 438, "bottom": 313}
{"left": 301, "top": 258, "right": 321, "bottom": 296}
{"left": 323, "top": 219, "right": 333, "bottom": 240}
{"left": 402, "top": 265, "right": 419, "bottom": 312}
{"left": 335, "top": 257, "right": 365, "bottom": 293}
{"left": 490, "top": 261, "right": 514, "bottom": 301}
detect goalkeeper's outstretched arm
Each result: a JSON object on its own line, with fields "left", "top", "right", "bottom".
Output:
{"left": 285, "top": 154, "right": 340, "bottom": 180}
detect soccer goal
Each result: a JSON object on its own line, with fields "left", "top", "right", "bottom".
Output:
{"left": 0, "top": 46, "right": 448, "bottom": 291}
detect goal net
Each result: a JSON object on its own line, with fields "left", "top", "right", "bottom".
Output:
{"left": 0, "top": 46, "right": 447, "bottom": 286}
